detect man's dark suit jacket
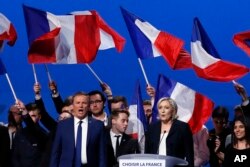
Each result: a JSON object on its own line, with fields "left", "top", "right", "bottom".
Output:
{"left": 11, "top": 122, "right": 48, "bottom": 167}
{"left": 106, "top": 130, "right": 140, "bottom": 167}
{"left": 145, "top": 120, "right": 194, "bottom": 167}
{"left": 50, "top": 116, "right": 107, "bottom": 167}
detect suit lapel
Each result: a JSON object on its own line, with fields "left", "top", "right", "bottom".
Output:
{"left": 87, "top": 116, "right": 92, "bottom": 145}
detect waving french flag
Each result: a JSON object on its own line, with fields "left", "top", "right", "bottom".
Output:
{"left": 152, "top": 74, "right": 214, "bottom": 134}
{"left": 191, "top": 18, "right": 249, "bottom": 82}
{"left": 0, "top": 13, "right": 17, "bottom": 50}
{"left": 126, "top": 81, "right": 147, "bottom": 151}
{"left": 23, "top": 5, "right": 125, "bottom": 64}
{"left": 233, "top": 30, "right": 250, "bottom": 56}
{"left": 120, "top": 7, "right": 191, "bottom": 70}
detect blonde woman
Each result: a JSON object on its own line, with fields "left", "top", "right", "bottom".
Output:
{"left": 145, "top": 97, "right": 194, "bottom": 167}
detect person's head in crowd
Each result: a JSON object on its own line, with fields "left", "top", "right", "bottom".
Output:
{"left": 111, "top": 109, "right": 130, "bottom": 134}
{"left": 72, "top": 91, "right": 89, "bottom": 120}
{"left": 25, "top": 103, "right": 41, "bottom": 123}
{"left": 8, "top": 105, "right": 22, "bottom": 127}
{"left": 233, "top": 105, "right": 244, "bottom": 118}
{"left": 232, "top": 116, "right": 250, "bottom": 147}
{"left": 88, "top": 90, "right": 106, "bottom": 116}
{"left": 157, "top": 97, "right": 178, "bottom": 123}
{"left": 143, "top": 100, "right": 152, "bottom": 118}
{"left": 110, "top": 96, "right": 128, "bottom": 112}
{"left": 58, "top": 110, "right": 73, "bottom": 121}
{"left": 212, "top": 106, "right": 229, "bottom": 133}
{"left": 61, "top": 95, "right": 73, "bottom": 113}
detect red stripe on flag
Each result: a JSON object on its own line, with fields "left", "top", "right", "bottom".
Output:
{"left": 28, "top": 28, "right": 60, "bottom": 63}
{"left": 74, "top": 15, "right": 100, "bottom": 63}
{"left": 188, "top": 93, "right": 214, "bottom": 134}
{"left": 154, "top": 31, "right": 192, "bottom": 69}
{"left": 233, "top": 31, "right": 250, "bottom": 56}
{"left": 92, "top": 11, "right": 125, "bottom": 52}
{"left": 192, "top": 61, "right": 249, "bottom": 82}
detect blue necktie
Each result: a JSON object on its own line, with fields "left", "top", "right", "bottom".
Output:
{"left": 75, "top": 121, "right": 82, "bottom": 167}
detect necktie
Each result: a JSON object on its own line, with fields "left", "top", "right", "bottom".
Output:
{"left": 115, "top": 135, "right": 121, "bottom": 158}
{"left": 75, "top": 121, "right": 82, "bottom": 167}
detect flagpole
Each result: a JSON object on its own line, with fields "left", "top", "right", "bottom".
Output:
{"left": 137, "top": 58, "right": 149, "bottom": 85}
{"left": 44, "top": 64, "right": 52, "bottom": 82}
{"left": 5, "top": 73, "right": 17, "bottom": 102}
{"left": 85, "top": 64, "right": 103, "bottom": 84}
{"left": 32, "top": 64, "right": 38, "bottom": 83}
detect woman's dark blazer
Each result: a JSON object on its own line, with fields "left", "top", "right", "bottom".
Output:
{"left": 145, "top": 119, "right": 194, "bottom": 167}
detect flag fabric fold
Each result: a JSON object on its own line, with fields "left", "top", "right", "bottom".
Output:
{"left": 152, "top": 74, "right": 214, "bottom": 134}
{"left": 233, "top": 30, "right": 250, "bottom": 56}
{"left": 126, "top": 81, "right": 147, "bottom": 141}
{"left": 191, "top": 17, "right": 249, "bottom": 82}
{"left": 0, "top": 13, "right": 17, "bottom": 49}
{"left": 23, "top": 5, "right": 125, "bottom": 64}
{"left": 120, "top": 7, "right": 192, "bottom": 70}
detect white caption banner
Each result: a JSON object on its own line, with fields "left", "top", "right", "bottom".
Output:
{"left": 119, "top": 159, "right": 165, "bottom": 167}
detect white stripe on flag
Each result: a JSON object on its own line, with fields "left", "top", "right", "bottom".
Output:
{"left": 135, "top": 19, "right": 161, "bottom": 57}
{"left": 171, "top": 83, "right": 195, "bottom": 122}
{"left": 56, "top": 15, "right": 77, "bottom": 64}
{"left": 191, "top": 41, "right": 219, "bottom": 68}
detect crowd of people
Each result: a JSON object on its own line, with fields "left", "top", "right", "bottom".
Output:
{"left": 0, "top": 80, "right": 249, "bottom": 167}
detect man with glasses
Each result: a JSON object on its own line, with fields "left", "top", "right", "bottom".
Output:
{"left": 207, "top": 106, "right": 231, "bottom": 167}
{"left": 88, "top": 90, "right": 109, "bottom": 127}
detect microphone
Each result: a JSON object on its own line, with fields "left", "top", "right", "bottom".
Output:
{"left": 157, "top": 130, "right": 167, "bottom": 154}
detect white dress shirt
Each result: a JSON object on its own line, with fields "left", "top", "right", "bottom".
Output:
{"left": 158, "top": 132, "right": 168, "bottom": 155}
{"left": 74, "top": 116, "right": 88, "bottom": 164}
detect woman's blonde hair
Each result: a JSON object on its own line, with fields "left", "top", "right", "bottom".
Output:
{"left": 157, "top": 97, "right": 178, "bottom": 120}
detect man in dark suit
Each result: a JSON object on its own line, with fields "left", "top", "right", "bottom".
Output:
{"left": 50, "top": 91, "right": 106, "bottom": 167}
{"left": 12, "top": 102, "right": 48, "bottom": 167}
{"left": 106, "top": 109, "right": 140, "bottom": 167}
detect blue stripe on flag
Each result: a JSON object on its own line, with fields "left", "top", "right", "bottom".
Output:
{"left": 192, "top": 17, "right": 221, "bottom": 59}
{"left": 23, "top": 5, "right": 51, "bottom": 46}
{"left": 120, "top": 7, "right": 154, "bottom": 59}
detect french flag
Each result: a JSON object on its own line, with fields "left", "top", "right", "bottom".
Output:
{"left": 152, "top": 74, "right": 214, "bottom": 134}
{"left": 120, "top": 7, "right": 192, "bottom": 70}
{"left": 233, "top": 30, "right": 250, "bottom": 56}
{"left": 191, "top": 17, "right": 249, "bottom": 82}
{"left": 0, "top": 13, "right": 17, "bottom": 50}
{"left": 126, "top": 81, "right": 147, "bottom": 151}
{"left": 23, "top": 5, "right": 125, "bottom": 64}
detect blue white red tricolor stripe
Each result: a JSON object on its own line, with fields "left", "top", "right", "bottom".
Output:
{"left": 191, "top": 17, "right": 249, "bottom": 82}
{"left": 23, "top": 5, "right": 125, "bottom": 64}
{"left": 126, "top": 81, "right": 147, "bottom": 145}
{"left": 152, "top": 74, "right": 214, "bottom": 134}
{"left": 0, "top": 13, "right": 17, "bottom": 49}
{"left": 120, "top": 7, "right": 192, "bottom": 70}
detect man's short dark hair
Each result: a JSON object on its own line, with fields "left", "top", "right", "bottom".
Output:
{"left": 111, "top": 109, "right": 130, "bottom": 120}
{"left": 88, "top": 90, "right": 106, "bottom": 102}
{"left": 212, "top": 106, "right": 229, "bottom": 121}
{"left": 110, "top": 96, "right": 128, "bottom": 108}
{"left": 25, "top": 102, "right": 40, "bottom": 113}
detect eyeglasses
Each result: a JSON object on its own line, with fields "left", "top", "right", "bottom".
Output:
{"left": 214, "top": 120, "right": 226, "bottom": 125}
{"left": 90, "top": 100, "right": 103, "bottom": 105}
